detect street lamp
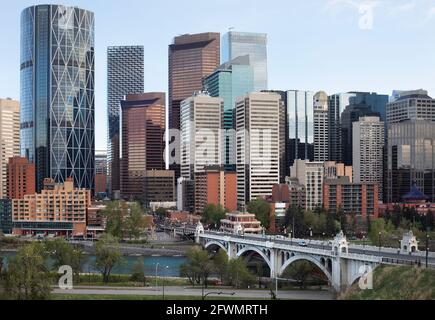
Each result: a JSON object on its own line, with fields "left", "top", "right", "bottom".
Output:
{"left": 426, "top": 231, "right": 430, "bottom": 269}
{"left": 362, "top": 235, "right": 366, "bottom": 255}
{"left": 322, "top": 233, "right": 326, "bottom": 250}
{"left": 155, "top": 263, "right": 159, "bottom": 290}
{"left": 289, "top": 230, "right": 293, "bottom": 246}
{"left": 378, "top": 232, "right": 382, "bottom": 255}
{"left": 162, "top": 265, "right": 169, "bottom": 300}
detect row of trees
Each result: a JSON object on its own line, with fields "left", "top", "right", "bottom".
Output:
{"left": 179, "top": 247, "right": 255, "bottom": 288}
{"left": 103, "top": 201, "right": 149, "bottom": 240}
{"left": 0, "top": 234, "right": 123, "bottom": 300}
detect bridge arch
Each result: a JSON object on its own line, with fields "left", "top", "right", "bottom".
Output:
{"left": 204, "top": 241, "right": 228, "bottom": 254}
{"left": 237, "top": 246, "right": 272, "bottom": 271}
{"left": 279, "top": 254, "right": 332, "bottom": 284}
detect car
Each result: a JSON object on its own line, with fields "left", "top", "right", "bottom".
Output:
{"left": 298, "top": 240, "right": 308, "bottom": 247}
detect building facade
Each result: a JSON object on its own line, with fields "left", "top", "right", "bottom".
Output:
{"left": 387, "top": 90, "right": 435, "bottom": 125}
{"left": 0, "top": 199, "right": 12, "bottom": 234}
{"left": 236, "top": 92, "right": 282, "bottom": 207}
{"left": 220, "top": 212, "right": 262, "bottom": 234}
{"left": 7, "top": 156, "right": 35, "bottom": 200}
{"left": 221, "top": 31, "right": 268, "bottom": 92}
{"left": 313, "top": 91, "right": 329, "bottom": 162}
{"left": 143, "top": 170, "right": 175, "bottom": 205}
{"left": 0, "top": 98, "right": 20, "bottom": 198}
{"left": 290, "top": 160, "right": 324, "bottom": 210}
{"left": 12, "top": 178, "right": 90, "bottom": 236}
{"left": 286, "top": 90, "right": 314, "bottom": 166}
{"left": 387, "top": 120, "right": 435, "bottom": 203}
{"left": 323, "top": 177, "right": 379, "bottom": 218}
{"left": 95, "top": 150, "right": 107, "bottom": 194}
{"left": 20, "top": 5, "right": 95, "bottom": 192}
{"left": 203, "top": 55, "right": 254, "bottom": 170}
{"left": 169, "top": 33, "right": 220, "bottom": 131}
{"left": 120, "top": 93, "right": 166, "bottom": 201}
{"left": 180, "top": 92, "right": 223, "bottom": 180}
{"left": 328, "top": 93, "right": 356, "bottom": 162}
{"left": 177, "top": 177, "right": 195, "bottom": 213}
{"left": 194, "top": 167, "right": 237, "bottom": 215}
{"left": 107, "top": 46, "right": 144, "bottom": 197}
{"left": 353, "top": 116, "right": 385, "bottom": 199}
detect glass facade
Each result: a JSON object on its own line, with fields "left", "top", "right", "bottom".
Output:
{"left": 107, "top": 46, "right": 144, "bottom": 194}
{"left": 203, "top": 55, "right": 254, "bottom": 170}
{"left": 387, "top": 120, "right": 435, "bottom": 203}
{"left": 20, "top": 5, "right": 95, "bottom": 192}
{"left": 286, "top": 90, "right": 314, "bottom": 165}
{"left": 222, "top": 31, "right": 268, "bottom": 92}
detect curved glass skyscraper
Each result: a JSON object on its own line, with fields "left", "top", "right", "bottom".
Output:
{"left": 20, "top": 5, "right": 95, "bottom": 192}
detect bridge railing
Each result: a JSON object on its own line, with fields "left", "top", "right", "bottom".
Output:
{"left": 381, "top": 257, "right": 435, "bottom": 269}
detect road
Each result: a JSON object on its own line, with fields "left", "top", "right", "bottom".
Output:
{"left": 53, "top": 286, "right": 333, "bottom": 300}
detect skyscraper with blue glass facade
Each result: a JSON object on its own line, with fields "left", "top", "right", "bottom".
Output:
{"left": 20, "top": 5, "right": 95, "bottom": 192}
{"left": 222, "top": 31, "right": 268, "bottom": 92}
{"left": 203, "top": 55, "right": 254, "bottom": 170}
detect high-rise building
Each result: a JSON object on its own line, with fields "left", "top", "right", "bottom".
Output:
{"left": 168, "top": 33, "right": 220, "bottom": 182}
{"left": 236, "top": 92, "right": 282, "bottom": 208}
{"left": 203, "top": 55, "right": 255, "bottom": 170}
{"left": 7, "top": 156, "right": 35, "bottom": 200}
{"left": 387, "top": 90, "right": 435, "bottom": 125}
{"left": 386, "top": 90, "right": 435, "bottom": 203}
{"left": 324, "top": 161, "right": 353, "bottom": 182}
{"left": 194, "top": 166, "right": 237, "bottom": 215}
{"left": 328, "top": 93, "right": 356, "bottom": 162}
{"left": 286, "top": 90, "right": 315, "bottom": 167}
{"left": 120, "top": 93, "right": 166, "bottom": 201}
{"left": 222, "top": 31, "right": 268, "bottom": 92}
{"left": 20, "top": 5, "right": 95, "bottom": 192}
{"left": 107, "top": 46, "right": 144, "bottom": 197}
{"left": 341, "top": 104, "right": 380, "bottom": 166}
{"left": 169, "top": 33, "right": 220, "bottom": 131}
{"left": 177, "top": 177, "right": 195, "bottom": 213}
{"left": 95, "top": 150, "right": 107, "bottom": 195}
{"left": 387, "top": 120, "right": 435, "bottom": 203}
{"left": 180, "top": 92, "right": 223, "bottom": 181}
{"left": 313, "top": 92, "right": 329, "bottom": 162}
{"left": 12, "top": 178, "right": 90, "bottom": 236}
{"left": 0, "top": 199, "right": 13, "bottom": 234}
{"left": 290, "top": 160, "right": 324, "bottom": 210}
{"left": 0, "top": 98, "right": 20, "bottom": 198}
{"left": 143, "top": 170, "right": 175, "bottom": 205}
{"left": 353, "top": 116, "right": 385, "bottom": 198}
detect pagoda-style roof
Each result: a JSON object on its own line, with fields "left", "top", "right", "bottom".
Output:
{"left": 402, "top": 184, "right": 429, "bottom": 202}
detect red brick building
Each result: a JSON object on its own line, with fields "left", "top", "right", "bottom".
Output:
{"left": 194, "top": 167, "right": 237, "bottom": 215}
{"left": 7, "top": 156, "right": 35, "bottom": 200}
{"left": 323, "top": 177, "right": 379, "bottom": 218}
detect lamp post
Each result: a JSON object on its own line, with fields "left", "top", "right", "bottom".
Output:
{"left": 155, "top": 263, "right": 159, "bottom": 290}
{"left": 289, "top": 230, "right": 293, "bottom": 246}
{"left": 426, "top": 231, "right": 430, "bottom": 269}
{"left": 162, "top": 265, "right": 169, "bottom": 300}
{"left": 378, "top": 232, "right": 382, "bottom": 255}
{"left": 322, "top": 233, "right": 326, "bottom": 250}
{"left": 362, "top": 235, "right": 366, "bottom": 255}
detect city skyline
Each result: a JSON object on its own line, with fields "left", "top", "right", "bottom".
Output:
{"left": 0, "top": 0, "right": 434, "bottom": 151}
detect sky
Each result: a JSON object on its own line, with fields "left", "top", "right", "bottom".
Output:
{"left": 0, "top": 0, "right": 434, "bottom": 151}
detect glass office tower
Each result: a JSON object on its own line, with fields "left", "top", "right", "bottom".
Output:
{"left": 20, "top": 5, "right": 95, "bottom": 192}
{"left": 286, "top": 90, "right": 315, "bottom": 166}
{"left": 222, "top": 31, "right": 268, "bottom": 92}
{"left": 107, "top": 46, "right": 144, "bottom": 196}
{"left": 203, "top": 55, "right": 254, "bottom": 170}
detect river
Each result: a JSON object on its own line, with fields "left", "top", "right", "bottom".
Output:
{"left": 0, "top": 251, "right": 187, "bottom": 277}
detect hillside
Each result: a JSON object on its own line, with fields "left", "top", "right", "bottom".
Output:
{"left": 340, "top": 265, "right": 434, "bottom": 300}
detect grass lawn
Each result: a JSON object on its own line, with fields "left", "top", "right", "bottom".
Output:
{"left": 51, "top": 294, "right": 266, "bottom": 300}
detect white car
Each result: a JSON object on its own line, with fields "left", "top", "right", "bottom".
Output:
{"left": 298, "top": 240, "right": 308, "bottom": 247}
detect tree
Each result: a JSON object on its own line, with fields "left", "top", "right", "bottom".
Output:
{"left": 285, "top": 205, "right": 305, "bottom": 237}
{"left": 326, "top": 210, "right": 338, "bottom": 236}
{"left": 155, "top": 207, "right": 168, "bottom": 219}
{"left": 248, "top": 198, "right": 271, "bottom": 230}
{"left": 3, "top": 242, "right": 52, "bottom": 300}
{"left": 180, "top": 247, "right": 214, "bottom": 287}
{"left": 282, "top": 261, "right": 316, "bottom": 289}
{"left": 213, "top": 250, "right": 228, "bottom": 284}
{"left": 45, "top": 238, "right": 86, "bottom": 283}
{"left": 203, "top": 204, "right": 226, "bottom": 229}
{"left": 102, "top": 201, "right": 125, "bottom": 238}
{"left": 226, "top": 258, "right": 255, "bottom": 288}
{"left": 130, "top": 260, "right": 146, "bottom": 285}
{"left": 124, "top": 202, "right": 148, "bottom": 240}
{"left": 94, "top": 234, "right": 123, "bottom": 283}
